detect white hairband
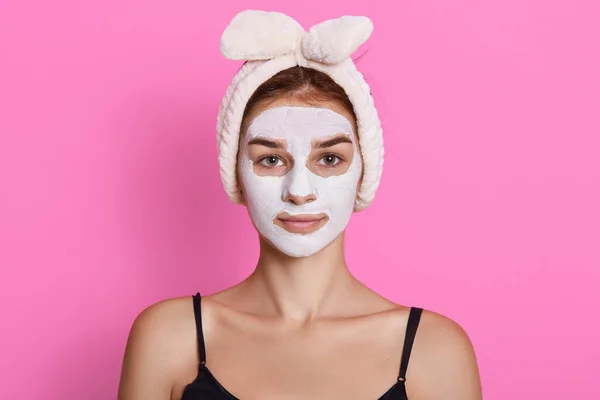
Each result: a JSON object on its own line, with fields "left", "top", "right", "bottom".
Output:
{"left": 216, "top": 10, "right": 384, "bottom": 211}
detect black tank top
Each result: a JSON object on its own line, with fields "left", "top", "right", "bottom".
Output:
{"left": 181, "top": 292, "right": 423, "bottom": 400}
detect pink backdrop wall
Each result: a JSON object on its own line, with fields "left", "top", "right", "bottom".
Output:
{"left": 1, "top": 0, "right": 599, "bottom": 398}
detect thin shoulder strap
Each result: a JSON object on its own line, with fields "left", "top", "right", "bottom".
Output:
{"left": 192, "top": 292, "right": 207, "bottom": 364}
{"left": 398, "top": 306, "right": 423, "bottom": 382}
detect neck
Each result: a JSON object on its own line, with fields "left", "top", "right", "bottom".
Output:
{"left": 245, "top": 232, "right": 357, "bottom": 322}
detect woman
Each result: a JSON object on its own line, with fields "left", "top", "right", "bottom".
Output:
{"left": 118, "top": 10, "right": 482, "bottom": 400}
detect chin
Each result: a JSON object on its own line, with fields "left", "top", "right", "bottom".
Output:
{"left": 257, "top": 231, "right": 345, "bottom": 258}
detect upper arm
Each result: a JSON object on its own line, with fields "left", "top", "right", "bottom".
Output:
{"left": 118, "top": 300, "right": 185, "bottom": 400}
{"left": 411, "top": 310, "right": 482, "bottom": 400}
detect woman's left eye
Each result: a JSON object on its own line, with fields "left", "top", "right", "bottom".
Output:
{"left": 317, "top": 154, "right": 342, "bottom": 167}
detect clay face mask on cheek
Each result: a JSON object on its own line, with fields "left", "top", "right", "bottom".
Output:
{"left": 240, "top": 106, "right": 362, "bottom": 257}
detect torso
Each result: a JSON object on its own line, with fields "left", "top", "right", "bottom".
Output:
{"left": 165, "top": 286, "right": 433, "bottom": 400}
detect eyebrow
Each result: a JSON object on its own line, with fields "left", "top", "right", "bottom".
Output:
{"left": 314, "top": 135, "right": 353, "bottom": 149}
{"left": 247, "top": 137, "right": 287, "bottom": 149}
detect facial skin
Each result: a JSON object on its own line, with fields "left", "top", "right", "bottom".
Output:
{"left": 237, "top": 97, "right": 363, "bottom": 258}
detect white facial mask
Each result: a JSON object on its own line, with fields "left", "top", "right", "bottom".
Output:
{"left": 240, "top": 106, "right": 362, "bottom": 257}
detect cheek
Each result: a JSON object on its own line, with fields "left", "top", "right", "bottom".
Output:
{"left": 315, "top": 161, "right": 362, "bottom": 201}
{"left": 240, "top": 160, "right": 284, "bottom": 201}
{"left": 318, "top": 175, "right": 360, "bottom": 199}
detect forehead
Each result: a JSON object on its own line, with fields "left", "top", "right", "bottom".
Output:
{"left": 241, "top": 96, "right": 357, "bottom": 137}
{"left": 245, "top": 106, "right": 355, "bottom": 141}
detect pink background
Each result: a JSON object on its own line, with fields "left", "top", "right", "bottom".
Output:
{"left": 1, "top": 0, "right": 599, "bottom": 398}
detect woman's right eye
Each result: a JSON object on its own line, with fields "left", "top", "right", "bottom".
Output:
{"left": 259, "top": 156, "right": 284, "bottom": 167}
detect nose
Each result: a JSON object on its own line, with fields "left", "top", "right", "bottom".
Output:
{"left": 282, "top": 164, "right": 317, "bottom": 205}
{"left": 284, "top": 192, "right": 316, "bottom": 205}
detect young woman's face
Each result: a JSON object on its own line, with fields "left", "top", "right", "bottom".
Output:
{"left": 238, "top": 97, "right": 362, "bottom": 257}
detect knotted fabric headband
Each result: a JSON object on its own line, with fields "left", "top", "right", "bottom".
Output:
{"left": 216, "top": 10, "right": 384, "bottom": 211}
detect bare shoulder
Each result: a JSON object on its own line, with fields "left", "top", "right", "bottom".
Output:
{"left": 118, "top": 295, "right": 198, "bottom": 400}
{"left": 407, "top": 308, "right": 483, "bottom": 400}
{"left": 125, "top": 296, "right": 195, "bottom": 354}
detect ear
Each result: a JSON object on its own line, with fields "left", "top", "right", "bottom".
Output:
{"left": 239, "top": 188, "right": 247, "bottom": 206}
{"left": 353, "top": 160, "right": 365, "bottom": 212}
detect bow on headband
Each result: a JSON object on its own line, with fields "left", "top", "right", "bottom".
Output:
{"left": 220, "top": 10, "right": 373, "bottom": 67}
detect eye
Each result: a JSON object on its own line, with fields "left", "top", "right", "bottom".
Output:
{"left": 259, "top": 155, "right": 284, "bottom": 167}
{"left": 317, "top": 154, "right": 342, "bottom": 167}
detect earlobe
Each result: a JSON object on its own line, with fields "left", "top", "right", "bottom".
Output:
{"left": 240, "top": 189, "right": 247, "bottom": 206}
{"left": 353, "top": 177, "right": 364, "bottom": 212}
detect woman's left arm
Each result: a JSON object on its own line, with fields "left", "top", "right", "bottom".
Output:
{"left": 411, "top": 311, "right": 483, "bottom": 400}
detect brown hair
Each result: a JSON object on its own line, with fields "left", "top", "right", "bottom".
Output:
{"left": 241, "top": 66, "right": 357, "bottom": 126}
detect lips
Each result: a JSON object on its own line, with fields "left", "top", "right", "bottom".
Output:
{"left": 274, "top": 212, "right": 329, "bottom": 234}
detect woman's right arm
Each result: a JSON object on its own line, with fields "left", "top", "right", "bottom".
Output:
{"left": 118, "top": 301, "right": 180, "bottom": 400}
